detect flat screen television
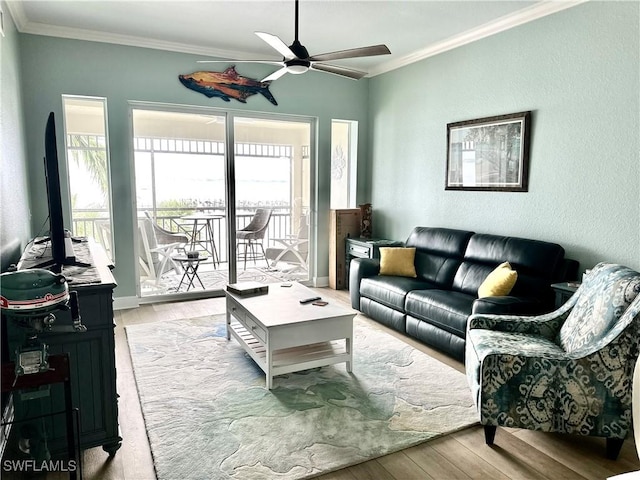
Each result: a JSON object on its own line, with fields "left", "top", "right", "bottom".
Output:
{"left": 32, "top": 112, "right": 89, "bottom": 272}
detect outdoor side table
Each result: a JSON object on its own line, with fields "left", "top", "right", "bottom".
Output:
{"left": 173, "top": 255, "right": 206, "bottom": 291}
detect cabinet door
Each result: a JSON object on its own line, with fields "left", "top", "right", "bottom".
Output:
{"left": 329, "top": 209, "right": 361, "bottom": 289}
{"left": 6, "top": 289, "right": 119, "bottom": 454}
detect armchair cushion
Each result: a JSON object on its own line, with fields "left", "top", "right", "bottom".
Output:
{"left": 558, "top": 264, "right": 640, "bottom": 353}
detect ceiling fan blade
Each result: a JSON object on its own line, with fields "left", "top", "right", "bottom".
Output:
{"left": 255, "top": 32, "right": 297, "bottom": 61}
{"left": 261, "top": 67, "right": 290, "bottom": 82}
{"left": 309, "top": 44, "right": 391, "bottom": 62}
{"left": 197, "top": 60, "right": 285, "bottom": 65}
{"left": 310, "top": 63, "right": 368, "bottom": 80}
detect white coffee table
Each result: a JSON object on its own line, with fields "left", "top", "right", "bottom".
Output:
{"left": 225, "top": 282, "right": 356, "bottom": 389}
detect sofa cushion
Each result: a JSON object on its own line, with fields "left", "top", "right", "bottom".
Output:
{"left": 360, "top": 298, "right": 407, "bottom": 333}
{"left": 360, "top": 276, "right": 435, "bottom": 311}
{"left": 453, "top": 234, "right": 565, "bottom": 300}
{"left": 405, "top": 227, "right": 474, "bottom": 288}
{"left": 406, "top": 316, "right": 466, "bottom": 361}
{"left": 379, "top": 247, "right": 417, "bottom": 278}
{"left": 405, "top": 289, "right": 475, "bottom": 338}
{"left": 478, "top": 262, "right": 518, "bottom": 298}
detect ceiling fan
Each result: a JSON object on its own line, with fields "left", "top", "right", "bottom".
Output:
{"left": 198, "top": 0, "right": 391, "bottom": 81}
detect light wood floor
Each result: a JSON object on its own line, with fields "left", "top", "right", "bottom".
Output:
{"left": 77, "top": 287, "right": 639, "bottom": 480}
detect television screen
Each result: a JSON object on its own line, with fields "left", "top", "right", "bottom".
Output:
{"left": 44, "top": 112, "right": 70, "bottom": 268}
{"left": 32, "top": 112, "right": 88, "bottom": 271}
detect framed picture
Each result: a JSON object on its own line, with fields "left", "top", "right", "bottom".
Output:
{"left": 445, "top": 111, "right": 531, "bottom": 192}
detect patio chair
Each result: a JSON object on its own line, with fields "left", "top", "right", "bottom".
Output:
{"left": 138, "top": 218, "right": 184, "bottom": 287}
{"left": 94, "top": 219, "right": 113, "bottom": 258}
{"left": 236, "top": 208, "right": 272, "bottom": 270}
{"left": 265, "top": 213, "right": 309, "bottom": 276}
{"left": 144, "top": 211, "right": 189, "bottom": 253}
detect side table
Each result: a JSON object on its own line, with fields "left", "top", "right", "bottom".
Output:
{"left": 173, "top": 256, "right": 205, "bottom": 291}
{"left": 345, "top": 237, "right": 403, "bottom": 287}
{"left": 551, "top": 282, "right": 580, "bottom": 308}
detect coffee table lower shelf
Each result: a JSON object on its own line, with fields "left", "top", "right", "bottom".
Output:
{"left": 228, "top": 320, "right": 351, "bottom": 385}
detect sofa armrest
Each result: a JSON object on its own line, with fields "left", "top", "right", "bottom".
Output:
{"left": 472, "top": 296, "right": 545, "bottom": 316}
{"left": 349, "top": 258, "right": 380, "bottom": 310}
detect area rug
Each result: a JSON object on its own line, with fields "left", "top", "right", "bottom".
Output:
{"left": 126, "top": 314, "right": 479, "bottom": 480}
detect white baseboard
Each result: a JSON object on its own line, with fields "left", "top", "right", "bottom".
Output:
{"left": 113, "top": 296, "right": 140, "bottom": 311}
{"left": 314, "top": 276, "right": 329, "bottom": 287}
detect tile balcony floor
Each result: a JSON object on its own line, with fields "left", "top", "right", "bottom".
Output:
{"left": 140, "top": 259, "right": 307, "bottom": 297}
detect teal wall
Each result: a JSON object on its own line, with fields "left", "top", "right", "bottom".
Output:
{"left": 369, "top": 1, "right": 639, "bottom": 272}
{"left": 19, "top": 35, "right": 370, "bottom": 297}
{"left": 0, "top": 5, "right": 31, "bottom": 270}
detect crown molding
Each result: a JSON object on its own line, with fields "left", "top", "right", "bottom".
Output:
{"left": 6, "top": 2, "right": 269, "bottom": 62}
{"left": 4, "top": 1, "right": 28, "bottom": 31}
{"left": 7, "top": 0, "right": 587, "bottom": 76}
{"left": 367, "top": 0, "right": 588, "bottom": 78}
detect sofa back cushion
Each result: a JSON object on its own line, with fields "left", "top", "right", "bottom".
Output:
{"left": 405, "top": 227, "right": 474, "bottom": 288}
{"left": 557, "top": 263, "right": 640, "bottom": 353}
{"left": 452, "top": 234, "right": 565, "bottom": 302}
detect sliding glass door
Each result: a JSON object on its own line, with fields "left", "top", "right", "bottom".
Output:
{"left": 232, "top": 116, "right": 311, "bottom": 285}
{"left": 131, "top": 107, "right": 313, "bottom": 300}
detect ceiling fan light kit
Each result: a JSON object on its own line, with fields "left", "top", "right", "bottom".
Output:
{"left": 285, "top": 59, "right": 310, "bottom": 75}
{"left": 197, "top": 0, "right": 390, "bottom": 82}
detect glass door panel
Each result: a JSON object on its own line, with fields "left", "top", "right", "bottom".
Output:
{"left": 233, "top": 117, "right": 311, "bottom": 284}
{"left": 132, "top": 109, "right": 227, "bottom": 298}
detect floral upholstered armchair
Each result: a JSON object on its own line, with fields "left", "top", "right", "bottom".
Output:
{"left": 465, "top": 262, "right": 640, "bottom": 459}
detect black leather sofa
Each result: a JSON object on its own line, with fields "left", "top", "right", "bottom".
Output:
{"left": 349, "top": 227, "right": 577, "bottom": 361}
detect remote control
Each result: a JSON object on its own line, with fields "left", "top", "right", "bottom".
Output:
{"left": 300, "top": 296, "right": 321, "bottom": 304}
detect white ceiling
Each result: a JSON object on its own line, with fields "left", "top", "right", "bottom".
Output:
{"left": 6, "top": 0, "right": 583, "bottom": 77}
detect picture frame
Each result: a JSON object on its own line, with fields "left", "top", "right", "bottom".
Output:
{"left": 445, "top": 111, "right": 531, "bottom": 192}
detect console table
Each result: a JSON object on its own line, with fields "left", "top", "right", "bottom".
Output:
{"left": 9, "top": 240, "right": 121, "bottom": 456}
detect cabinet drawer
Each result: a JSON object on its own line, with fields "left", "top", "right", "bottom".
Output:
{"left": 243, "top": 314, "right": 266, "bottom": 344}
{"left": 228, "top": 300, "right": 246, "bottom": 323}
{"left": 227, "top": 300, "right": 266, "bottom": 344}
{"left": 347, "top": 244, "right": 371, "bottom": 257}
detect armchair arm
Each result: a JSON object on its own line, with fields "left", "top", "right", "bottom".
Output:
{"left": 272, "top": 237, "right": 308, "bottom": 248}
{"left": 349, "top": 258, "right": 380, "bottom": 310}
{"left": 269, "top": 238, "right": 308, "bottom": 267}
{"left": 468, "top": 289, "right": 580, "bottom": 339}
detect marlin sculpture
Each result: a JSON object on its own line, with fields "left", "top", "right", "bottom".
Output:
{"left": 179, "top": 67, "right": 278, "bottom": 106}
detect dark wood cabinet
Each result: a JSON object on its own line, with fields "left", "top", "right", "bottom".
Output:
{"left": 551, "top": 282, "right": 580, "bottom": 308}
{"left": 11, "top": 241, "right": 121, "bottom": 455}
{"left": 345, "top": 237, "right": 403, "bottom": 287}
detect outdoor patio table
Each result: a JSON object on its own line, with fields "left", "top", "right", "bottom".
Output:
{"left": 181, "top": 213, "right": 223, "bottom": 268}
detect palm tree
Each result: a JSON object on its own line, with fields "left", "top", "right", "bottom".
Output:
{"left": 68, "top": 134, "right": 109, "bottom": 198}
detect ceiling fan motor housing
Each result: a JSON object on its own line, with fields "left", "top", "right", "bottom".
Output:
{"left": 288, "top": 40, "right": 310, "bottom": 60}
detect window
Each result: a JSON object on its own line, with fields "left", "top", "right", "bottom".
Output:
{"left": 330, "top": 120, "right": 358, "bottom": 209}
{"left": 62, "top": 96, "right": 114, "bottom": 260}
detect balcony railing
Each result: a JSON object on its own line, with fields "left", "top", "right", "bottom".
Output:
{"left": 71, "top": 207, "right": 296, "bottom": 265}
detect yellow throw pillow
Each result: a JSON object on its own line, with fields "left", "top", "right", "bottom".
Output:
{"left": 478, "top": 262, "right": 518, "bottom": 298}
{"left": 379, "top": 247, "right": 417, "bottom": 278}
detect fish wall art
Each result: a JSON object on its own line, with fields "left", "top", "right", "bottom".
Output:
{"left": 178, "top": 67, "right": 278, "bottom": 106}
